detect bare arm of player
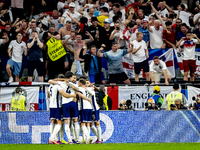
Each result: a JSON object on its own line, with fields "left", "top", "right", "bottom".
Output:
{"left": 76, "top": 92, "right": 91, "bottom": 102}
{"left": 47, "top": 91, "right": 50, "bottom": 98}
{"left": 66, "top": 82, "right": 79, "bottom": 91}
{"left": 59, "top": 86, "right": 76, "bottom": 98}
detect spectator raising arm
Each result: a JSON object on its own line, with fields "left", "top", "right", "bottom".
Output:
{"left": 85, "top": 31, "right": 94, "bottom": 44}
{"left": 127, "top": 43, "right": 134, "bottom": 53}
{"left": 67, "top": 12, "right": 80, "bottom": 26}
{"left": 97, "top": 44, "right": 105, "bottom": 57}
{"left": 63, "top": 37, "right": 75, "bottom": 53}
{"left": 78, "top": 5, "right": 89, "bottom": 14}
{"left": 27, "top": 37, "right": 36, "bottom": 49}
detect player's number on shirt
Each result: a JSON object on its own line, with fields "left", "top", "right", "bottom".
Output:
{"left": 66, "top": 87, "right": 71, "bottom": 94}
{"left": 49, "top": 86, "right": 53, "bottom": 97}
{"left": 85, "top": 91, "right": 90, "bottom": 98}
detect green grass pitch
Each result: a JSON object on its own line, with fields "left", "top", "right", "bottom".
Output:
{"left": 1, "top": 143, "right": 200, "bottom": 150}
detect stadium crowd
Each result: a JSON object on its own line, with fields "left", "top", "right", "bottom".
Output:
{"left": 0, "top": 0, "right": 199, "bottom": 85}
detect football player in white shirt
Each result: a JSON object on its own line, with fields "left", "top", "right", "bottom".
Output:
{"left": 77, "top": 78, "right": 93, "bottom": 144}
{"left": 47, "top": 74, "right": 65, "bottom": 144}
{"left": 6, "top": 32, "right": 27, "bottom": 83}
{"left": 85, "top": 80, "right": 102, "bottom": 144}
{"left": 49, "top": 72, "right": 91, "bottom": 144}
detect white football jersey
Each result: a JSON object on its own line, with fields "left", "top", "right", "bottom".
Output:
{"left": 48, "top": 84, "right": 62, "bottom": 108}
{"left": 87, "top": 87, "right": 99, "bottom": 111}
{"left": 78, "top": 87, "right": 92, "bottom": 110}
{"left": 59, "top": 82, "right": 77, "bottom": 104}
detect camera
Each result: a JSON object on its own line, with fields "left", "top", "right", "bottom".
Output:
{"left": 126, "top": 100, "right": 132, "bottom": 110}
{"left": 145, "top": 102, "right": 162, "bottom": 110}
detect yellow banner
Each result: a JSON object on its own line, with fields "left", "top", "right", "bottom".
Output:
{"left": 46, "top": 37, "right": 66, "bottom": 61}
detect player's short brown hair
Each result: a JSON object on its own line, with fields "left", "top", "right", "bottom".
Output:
{"left": 79, "top": 78, "right": 86, "bottom": 85}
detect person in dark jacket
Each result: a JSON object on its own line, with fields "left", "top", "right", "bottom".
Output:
{"left": 97, "top": 85, "right": 112, "bottom": 110}
{"left": 79, "top": 45, "right": 106, "bottom": 84}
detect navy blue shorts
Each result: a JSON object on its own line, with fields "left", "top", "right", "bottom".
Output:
{"left": 50, "top": 108, "right": 62, "bottom": 120}
{"left": 80, "top": 109, "right": 93, "bottom": 123}
{"left": 109, "top": 72, "right": 128, "bottom": 83}
{"left": 63, "top": 101, "right": 79, "bottom": 119}
{"left": 134, "top": 59, "right": 149, "bottom": 74}
{"left": 28, "top": 59, "right": 44, "bottom": 76}
{"left": 92, "top": 110, "right": 100, "bottom": 122}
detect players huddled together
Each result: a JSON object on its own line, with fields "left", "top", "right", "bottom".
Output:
{"left": 47, "top": 71, "right": 102, "bottom": 144}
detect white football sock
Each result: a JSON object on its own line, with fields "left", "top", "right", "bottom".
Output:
{"left": 87, "top": 126, "right": 91, "bottom": 137}
{"left": 74, "top": 122, "right": 80, "bottom": 141}
{"left": 51, "top": 124, "right": 61, "bottom": 141}
{"left": 91, "top": 125, "right": 97, "bottom": 136}
{"left": 81, "top": 125, "right": 88, "bottom": 141}
{"left": 59, "top": 125, "right": 64, "bottom": 141}
{"left": 65, "top": 124, "right": 72, "bottom": 142}
{"left": 70, "top": 124, "right": 75, "bottom": 140}
{"left": 96, "top": 125, "right": 102, "bottom": 141}
{"left": 50, "top": 123, "right": 55, "bottom": 136}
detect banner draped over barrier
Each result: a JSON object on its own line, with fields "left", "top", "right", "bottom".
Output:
{"left": 0, "top": 111, "right": 200, "bottom": 144}
{"left": 107, "top": 86, "right": 174, "bottom": 110}
{"left": 0, "top": 86, "right": 40, "bottom": 111}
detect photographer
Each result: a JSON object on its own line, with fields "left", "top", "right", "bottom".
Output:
{"left": 190, "top": 96, "right": 200, "bottom": 110}
{"left": 166, "top": 83, "right": 187, "bottom": 110}
{"left": 145, "top": 85, "right": 163, "bottom": 110}
{"left": 11, "top": 87, "right": 29, "bottom": 111}
{"left": 96, "top": 85, "right": 112, "bottom": 110}
{"left": 170, "top": 99, "right": 187, "bottom": 110}
{"left": 117, "top": 99, "right": 133, "bottom": 110}
{"left": 117, "top": 100, "right": 128, "bottom": 110}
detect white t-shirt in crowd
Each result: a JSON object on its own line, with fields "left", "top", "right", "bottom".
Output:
{"left": 111, "top": 30, "right": 125, "bottom": 48}
{"left": 62, "top": 10, "right": 81, "bottom": 24}
{"left": 126, "top": 0, "right": 134, "bottom": 6}
{"left": 158, "top": 8, "right": 169, "bottom": 18}
{"left": 0, "top": 39, "right": 3, "bottom": 45}
{"left": 150, "top": 60, "right": 167, "bottom": 73}
{"left": 8, "top": 40, "right": 26, "bottom": 62}
{"left": 51, "top": 17, "right": 61, "bottom": 32}
{"left": 180, "top": 39, "right": 198, "bottom": 60}
{"left": 83, "top": 11, "right": 93, "bottom": 26}
{"left": 149, "top": 26, "right": 163, "bottom": 49}
{"left": 98, "top": 2, "right": 109, "bottom": 10}
{"left": 131, "top": 40, "right": 147, "bottom": 63}
{"left": 28, "top": 27, "right": 41, "bottom": 39}
{"left": 193, "top": 13, "right": 200, "bottom": 29}
{"left": 57, "top": 1, "right": 68, "bottom": 12}
{"left": 174, "top": 10, "right": 191, "bottom": 27}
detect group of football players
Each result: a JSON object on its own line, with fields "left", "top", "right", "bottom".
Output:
{"left": 47, "top": 71, "right": 102, "bottom": 144}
